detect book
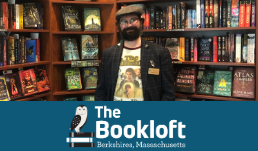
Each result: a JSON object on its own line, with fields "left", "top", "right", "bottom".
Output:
{"left": 181, "top": 2, "right": 186, "bottom": 29}
{"left": 197, "top": 0, "right": 201, "bottom": 28}
{"left": 245, "top": 0, "right": 251, "bottom": 27}
{"left": 84, "top": 8, "right": 101, "bottom": 31}
{"left": 65, "top": 68, "right": 82, "bottom": 91}
{"left": 83, "top": 95, "right": 95, "bottom": 101}
{"left": 196, "top": 70, "right": 215, "bottom": 94}
{"left": 61, "top": 6, "right": 81, "bottom": 31}
{"left": 81, "top": 35, "right": 98, "bottom": 60}
{"left": 209, "top": 0, "right": 214, "bottom": 27}
{"left": 235, "top": 34, "right": 241, "bottom": 62}
{"left": 231, "top": 0, "right": 239, "bottom": 27}
{"left": 214, "top": 0, "right": 219, "bottom": 27}
{"left": 239, "top": 0, "right": 245, "bottom": 27}
{"left": 83, "top": 67, "right": 98, "bottom": 90}
{"left": 213, "top": 70, "right": 232, "bottom": 96}
{"left": 205, "top": 0, "right": 210, "bottom": 28}
{"left": 199, "top": 38, "right": 212, "bottom": 61}
{"left": 26, "top": 39, "right": 36, "bottom": 63}
{"left": 251, "top": 1, "right": 255, "bottom": 27}
{"left": 176, "top": 66, "right": 197, "bottom": 93}
{"left": 201, "top": 0, "right": 205, "bottom": 28}
{"left": 232, "top": 67, "right": 255, "bottom": 98}
{"left": 179, "top": 37, "right": 185, "bottom": 61}
{"left": 242, "top": 34, "right": 247, "bottom": 63}
{"left": 23, "top": 3, "right": 41, "bottom": 28}
{"left": 61, "top": 37, "right": 80, "bottom": 61}
{"left": 213, "top": 36, "right": 218, "bottom": 62}
{"left": 33, "top": 65, "right": 50, "bottom": 92}
{"left": 247, "top": 33, "right": 255, "bottom": 63}
{"left": 227, "top": 0, "right": 232, "bottom": 27}
{"left": 218, "top": 36, "right": 222, "bottom": 62}
{"left": 165, "top": 38, "right": 180, "bottom": 60}
{"left": 4, "top": 73, "right": 23, "bottom": 100}
{"left": 192, "top": 9, "right": 197, "bottom": 28}
{"left": 18, "top": 69, "right": 38, "bottom": 96}
{"left": 222, "top": 0, "right": 227, "bottom": 27}
{"left": 0, "top": 76, "right": 10, "bottom": 101}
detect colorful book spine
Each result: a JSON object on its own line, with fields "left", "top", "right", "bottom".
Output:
{"left": 174, "top": 5, "right": 177, "bottom": 29}
{"left": 214, "top": 0, "right": 219, "bottom": 27}
{"left": 222, "top": 36, "right": 226, "bottom": 62}
{"left": 15, "top": 4, "right": 19, "bottom": 29}
{"left": 247, "top": 33, "right": 255, "bottom": 63}
{"left": 185, "top": 38, "right": 190, "bottom": 61}
{"left": 197, "top": 0, "right": 201, "bottom": 28}
{"left": 222, "top": 0, "right": 227, "bottom": 27}
{"left": 191, "top": 37, "right": 194, "bottom": 61}
{"left": 177, "top": 4, "right": 181, "bottom": 29}
{"left": 36, "top": 39, "right": 40, "bottom": 62}
{"left": 209, "top": 0, "right": 214, "bottom": 27}
{"left": 0, "top": 36, "right": 2, "bottom": 66}
{"left": 205, "top": 0, "right": 210, "bottom": 28}
{"left": 201, "top": 0, "right": 205, "bottom": 28}
{"left": 218, "top": 36, "right": 222, "bottom": 62}
{"left": 194, "top": 38, "right": 198, "bottom": 61}
{"left": 172, "top": 6, "right": 176, "bottom": 29}
{"left": 150, "top": 5, "right": 155, "bottom": 29}
{"left": 213, "top": 36, "right": 218, "bottom": 62}
{"left": 163, "top": 7, "right": 166, "bottom": 29}
{"left": 227, "top": 32, "right": 231, "bottom": 62}
{"left": 168, "top": 6, "right": 172, "bottom": 30}
{"left": 231, "top": 0, "right": 239, "bottom": 27}
{"left": 145, "top": 7, "right": 149, "bottom": 29}
{"left": 242, "top": 34, "right": 247, "bottom": 63}
{"left": 180, "top": 37, "right": 185, "bottom": 61}
{"left": 187, "top": 10, "right": 192, "bottom": 28}
{"left": 181, "top": 2, "right": 186, "bottom": 29}
{"left": 245, "top": 1, "right": 251, "bottom": 27}
{"left": 227, "top": 0, "right": 232, "bottom": 27}
{"left": 19, "top": 4, "right": 23, "bottom": 29}
{"left": 251, "top": 1, "right": 255, "bottom": 27}
{"left": 229, "top": 34, "right": 235, "bottom": 62}
{"left": 235, "top": 34, "right": 242, "bottom": 63}
{"left": 3, "top": 36, "right": 6, "bottom": 66}
{"left": 219, "top": 0, "right": 223, "bottom": 27}
{"left": 192, "top": 10, "right": 197, "bottom": 28}
{"left": 155, "top": 10, "right": 160, "bottom": 29}
{"left": 239, "top": 0, "right": 246, "bottom": 27}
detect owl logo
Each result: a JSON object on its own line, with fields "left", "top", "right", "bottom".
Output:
{"left": 70, "top": 105, "right": 88, "bottom": 133}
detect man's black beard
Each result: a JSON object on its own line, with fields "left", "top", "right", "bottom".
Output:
{"left": 119, "top": 26, "right": 142, "bottom": 41}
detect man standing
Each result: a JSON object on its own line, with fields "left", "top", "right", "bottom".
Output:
{"left": 95, "top": 5, "right": 175, "bottom": 101}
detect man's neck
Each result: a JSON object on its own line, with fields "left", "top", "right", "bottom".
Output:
{"left": 124, "top": 37, "right": 141, "bottom": 48}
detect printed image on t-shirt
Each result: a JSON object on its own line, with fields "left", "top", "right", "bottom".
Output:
{"left": 114, "top": 48, "right": 143, "bottom": 101}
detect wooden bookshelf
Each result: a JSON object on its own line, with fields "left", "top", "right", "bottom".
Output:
{"left": 7, "top": 29, "right": 50, "bottom": 33}
{"left": 0, "top": 61, "right": 50, "bottom": 70}
{"left": 172, "top": 61, "right": 255, "bottom": 66}
{"left": 46, "top": 0, "right": 258, "bottom": 101}
{"left": 14, "top": 91, "right": 51, "bottom": 101}
{"left": 176, "top": 93, "right": 255, "bottom": 101}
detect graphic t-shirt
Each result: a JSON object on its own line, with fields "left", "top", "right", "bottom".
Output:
{"left": 114, "top": 46, "right": 144, "bottom": 101}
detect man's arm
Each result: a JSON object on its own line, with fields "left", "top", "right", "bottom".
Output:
{"left": 95, "top": 50, "right": 107, "bottom": 101}
{"left": 160, "top": 47, "right": 175, "bottom": 101}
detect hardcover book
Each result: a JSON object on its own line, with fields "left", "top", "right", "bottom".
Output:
{"left": 196, "top": 70, "right": 215, "bottom": 94}
{"left": 65, "top": 68, "right": 82, "bottom": 91}
{"left": 251, "top": 1, "right": 255, "bottom": 27}
{"left": 81, "top": 35, "right": 98, "bottom": 60}
{"left": 61, "top": 37, "right": 80, "bottom": 61}
{"left": 84, "top": 8, "right": 101, "bottom": 31}
{"left": 247, "top": 33, "right": 255, "bottom": 63}
{"left": 23, "top": 3, "right": 41, "bottom": 28}
{"left": 232, "top": 67, "right": 255, "bottom": 98}
{"left": 26, "top": 39, "right": 36, "bottom": 63}
{"left": 231, "top": 0, "right": 239, "bottom": 27}
{"left": 227, "top": 0, "right": 232, "bottom": 27}
{"left": 83, "top": 67, "right": 98, "bottom": 90}
{"left": 0, "top": 76, "right": 10, "bottom": 101}
{"left": 245, "top": 0, "right": 251, "bottom": 27}
{"left": 239, "top": 0, "right": 245, "bottom": 27}
{"left": 165, "top": 38, "right": 180, "bottom": 60}
{"left": 18, "top": 69, "right": 38, "bottom": 96}
{"left": 4, "top": 73, "right": 22, "bottom": 100}
{"left": 83, "top": 95, "right": 95, "bottom": 101}
{"left": 201, "top": 0, "right": 205, "bottom": 28}
{"left": 33, "top": 65, "right": 50, "bottom": 92}
{"left": 176, "top": 66, "right": 197, "bottom": 93}
{"left": 199, "top": 38, "right": 212, "bottom": 61}
{"left": 205, "top": 0, "right": 210, "bottom": 28}
{"left": 213, "top": 70, "right": 232, "bottom": 96}
{"left": 209, "top": 0, "right": 214, "bottom": 27}
{"left": 61, "top": 6, "right": 81, "bottom": 31}
{"left": 242, "top": 34, "right": 247, "bottom": 63}
{"left": 214, "top": 0, "right": 219, "bottom": 27}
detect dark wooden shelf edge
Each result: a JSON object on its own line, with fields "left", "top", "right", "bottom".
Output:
{"left": 172, "top": 61, "right": 255, "bottom": 66}
{"left": 14, "top": 91, "right": 51, "bottom": 101}
{"left": 52, "top": 1, "right": 114, "bottom": 4}
{"left": 53, "top": 60, "right": 101, "bottom": 65}
{"left": 176, "top": 93, "right": 255, "bottom": 101}
{"left": 0, "top": 61, "right": 50, "bottom": 70}
{"left": 7, "top": 29, "right": 50, "bottom": 32}
{"left": 52, "top": 31, "right": 114, "bottom": 34}
{"left": 117, "top": 0, "right": 164, "bottom": 3}
{"left": 53, "top": 90, "right": 96, "bottom": 95}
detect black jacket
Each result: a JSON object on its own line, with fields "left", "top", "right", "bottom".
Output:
{"left": 95, "top": 38, "right": 175, "bottom": 101}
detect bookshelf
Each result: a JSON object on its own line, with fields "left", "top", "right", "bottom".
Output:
{"left": 45, "top": 0, "right": 257, "bottom": 101}
{"left": 0, "top": 0, "right": 51, "bottom": 101}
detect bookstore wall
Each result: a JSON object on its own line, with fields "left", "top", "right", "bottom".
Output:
{"left": 0, "top": 0, "right": 256, "bottom": 101}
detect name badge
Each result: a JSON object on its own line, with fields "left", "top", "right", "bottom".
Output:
{"left": 148, "top": 68, "right": 160, "bottom": 75}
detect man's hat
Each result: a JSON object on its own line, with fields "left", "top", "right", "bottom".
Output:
{"left": 116, "top": 5, "right": 143, "bottom": 21}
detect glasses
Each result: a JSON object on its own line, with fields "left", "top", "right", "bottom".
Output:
{"left": 120, "top": 18, "right": 139, "bottom": 26}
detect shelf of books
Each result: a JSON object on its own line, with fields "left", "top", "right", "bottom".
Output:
{"left": 49, "top": 0, "right": 117, "bottom": 100}
{"left": 117, "top": 0, "right": 258, "bottom": 101}
{"left": 0, "top": 0, "right": 52, "bottom": 101}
